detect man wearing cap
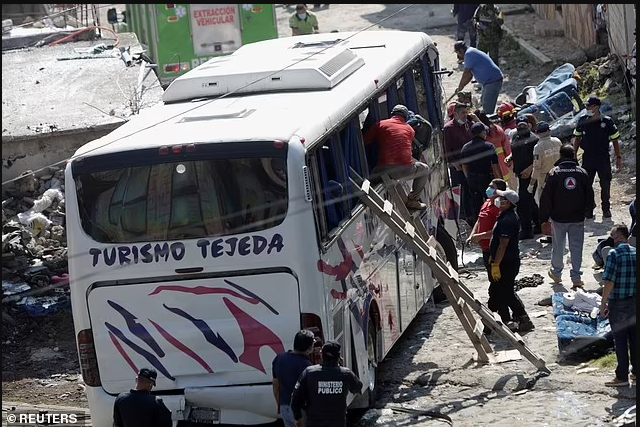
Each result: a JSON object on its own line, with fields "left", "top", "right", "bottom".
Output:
{"left": 290, "top": 341, "right": 363, "bottom": 427}
{"left": 459, "top": 122, "right": 503, "bottom": 224}
{"left": 489, "top": 189, "right": 535, "bottom": 332}
{"left": 289, "top": 4, "right": 319, "bottom": 36}
{"left": 113, "top": 368, "right": 172, "bottom": 427}
{"left": 509, "top": 117, "right": 541, "bottom": 240}
{"left": 529, "top": 121, "right": 562, "bottom": 205}
{"left": 453, "top": 41, "right": 504, "bottom": 115}
{"left": 539, "top": 144, "right": 594, "bottom": 288}
{"left": 364, "top": 104, "right": 429, "bottom": 211}
{"left": 573, "top": 96, "right": 622, "bottom": 219}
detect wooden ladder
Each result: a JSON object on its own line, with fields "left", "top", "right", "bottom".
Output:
{"left": 351, "top": 171, "right": 550, "bottom": 374}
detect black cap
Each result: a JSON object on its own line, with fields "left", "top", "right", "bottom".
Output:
{"left": 536, "top": 121, "right": 550, "bottom": 132}
{"left": 295, "top": 4, "right": 306, "bottom": 11}
{"left": 586, "top": 96, "right": 602, "bottom": 107}
{"left": 471, "top": 122, "right": 488, "bottom": 135}
{"left": 138, "top": 368, "right": 157, "bottom": 385}
{"left": 321, "top": 340, "right": 341, "bottom": 360}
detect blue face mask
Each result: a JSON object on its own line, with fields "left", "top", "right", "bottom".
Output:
{"left": 494, "top": 197, "right": 502, "bottom": 208}
{"left": 297, "top": 13, "right": 307, "bottom": 20}
{"left": 456, "top": 119, "right": 466, "bottom": 125}
{"left": 485, "top": 187, "right": 496, "bottom": 198}
{"left": 585, "top": 110, "right": 595, "bottom": 117}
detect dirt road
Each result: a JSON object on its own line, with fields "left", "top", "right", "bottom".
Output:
{"left": 2, "top": 4, "right": 636, "bottom": 426}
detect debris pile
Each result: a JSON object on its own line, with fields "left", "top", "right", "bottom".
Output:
{"left": 2, "top": 168, "right": 70, "bottom": 319}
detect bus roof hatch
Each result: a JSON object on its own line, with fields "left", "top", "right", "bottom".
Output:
{"left": 162, "top": 43, "right": 365, "bottom": 103}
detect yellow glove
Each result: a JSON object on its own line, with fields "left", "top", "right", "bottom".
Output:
{"left": 491, "top": 263, "right": 501, "bottom": 281}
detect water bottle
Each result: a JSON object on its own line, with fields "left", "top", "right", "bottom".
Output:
{"left": 590, "top": 306, "right": 599, "bottom": 319}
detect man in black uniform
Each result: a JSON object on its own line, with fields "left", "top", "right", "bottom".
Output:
{"left": 509, "top": 117, "right": 541, "bottom": 240}
{"left": 573, "top": 96, "right": 622, "bottom": 219}
{"left": 113, "top": 368, "right": 172, "bottom": 427}
{"left": 459, "top": 122, "right": 503, "bottom": 224}
{"left": 290, "top": 341, "right": 363, "bottom": 427}
{"left": 489, "top": 189, "right": 535, "bottom": 332}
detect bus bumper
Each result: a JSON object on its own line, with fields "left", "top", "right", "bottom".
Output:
{"left": 86, "top": 384, "right": 278, "bottom": 426}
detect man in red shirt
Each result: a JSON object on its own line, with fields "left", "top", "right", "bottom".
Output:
{"left": 466, "top": 178, "right": 510, "bottom": 331}
{"left": 364, "top": 104, "right": 428, "bottom": 210}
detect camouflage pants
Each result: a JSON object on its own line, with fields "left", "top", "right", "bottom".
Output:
{"left": 478, "top": 36, "right": 501, "bottom": 64}
{"left": 478, "top": 28, "right": 502, "bottom": 64}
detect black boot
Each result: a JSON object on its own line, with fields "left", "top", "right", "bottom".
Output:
{"left": 516, "top": 316, "right": 535, "bottom": 332}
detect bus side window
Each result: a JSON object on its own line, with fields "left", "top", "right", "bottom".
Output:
{"left": 401, "top": 69, "right": 420, "bottom": 114}
{"left": 339, "top": 117, "right": 369, "bottom": 211}
{"left": 384, "top": 83, "right": 398, "bottom": 116}
{"left": 315, "top": 135, "right": 349, "bottom": 234}
{"left": 412, "top": 60, "right": 429, "bottom": 120}
{"left": 362, "top": 101, "right": 380, "bottom": 174}
{"left": 418, "top": 54, "right": 443, "bottom": 130}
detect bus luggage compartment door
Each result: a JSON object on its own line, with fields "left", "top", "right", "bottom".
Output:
{"left": 87, "top": 272, "right": 300, "bottom": 395}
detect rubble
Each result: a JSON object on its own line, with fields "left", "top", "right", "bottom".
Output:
{"left": 2, "top": 167, "right": 69, "bottom": 318}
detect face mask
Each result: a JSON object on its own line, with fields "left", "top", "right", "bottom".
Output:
{"left": 297, "top": 13, "right": 307, "bottom": 19}
{"left": 516, "top": 128, "right": 530, "bottom": 137}
{"left": 456, "top": 119, "right": 466, "bottom": 125}
{"left": 485, "top": 187, "right": 496, "bottom": 198}
{"left": 494, "top": 198, "right": 503, "bottom": 208}
{"left": 585, "top": 110, "right": 595, "bottom": 117}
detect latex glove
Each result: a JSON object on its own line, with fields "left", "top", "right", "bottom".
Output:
{"left": 527, "top": 184, "right": 535, "bottom": 194}
{"left": 491, "top": 263, "right": 501, "bottom": 281}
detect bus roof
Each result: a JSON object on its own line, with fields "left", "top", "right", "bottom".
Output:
{"left": 73, "top": 31, "right": 436, "bottom": 159}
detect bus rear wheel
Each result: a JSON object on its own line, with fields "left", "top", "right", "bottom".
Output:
{"left": 366, "top": 318, "right": 378, "bottom": 408}
{"left": 432, "top": 225, "right": 458, "bottom": 303}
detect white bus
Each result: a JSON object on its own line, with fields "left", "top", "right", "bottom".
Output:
{"left": 65, "top": 30, "right": 460, "bottom": 426}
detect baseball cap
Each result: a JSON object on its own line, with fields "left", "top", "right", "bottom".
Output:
{"left": 138, "top": 368, "right": 157, "bottom": 385}
{"left": 391, "top": 104, "right": 410, "bottom": 119}
{"left": 321, "top": 340, "right": 341, "bottom": 360}
{"left": 586, "top": 96, "right": 602, "bottom": 107}
{"left": 536, "top": 121, "right": 550, "bottom": 132}
{"left": 516, "top": 117, "right": 529, "bottom": 127}
{"left": 471, "top": 122, "right": 488, "bottom": 135}
{"left": 495, "top": 189, "right": 519, "bottom": 205}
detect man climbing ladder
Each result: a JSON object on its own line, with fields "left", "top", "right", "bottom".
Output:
{"left": 348, "top": 168, "right": 551, "bottom": 374}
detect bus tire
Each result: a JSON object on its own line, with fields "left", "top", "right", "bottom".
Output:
{"left": 366, "top": 317, "right": 378, "bottom": 408}
{"left": 432, "top": 225, "right": 458, "bottom": 303}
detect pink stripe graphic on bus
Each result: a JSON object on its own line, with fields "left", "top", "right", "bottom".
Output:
{"left": 223, "top": 297, "right": 284, "bottom": 374}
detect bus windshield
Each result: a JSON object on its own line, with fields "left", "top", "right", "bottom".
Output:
{"left": 73, "top": 144, "right": 288, "bottom": 243}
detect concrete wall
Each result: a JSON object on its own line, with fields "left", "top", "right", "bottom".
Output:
{"left": 532, "top": 4, "right": 635, "bottom": 55}
{"left": 2, "top": 124, "right": 121, "bottom": 186}
{"left": 605, "top": 4, "right": 636, "bottom": 57}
